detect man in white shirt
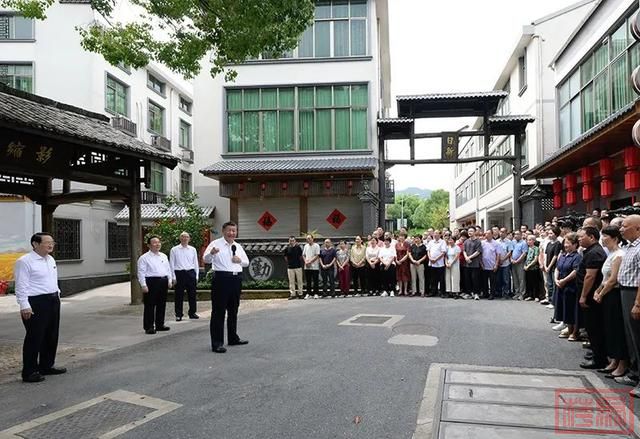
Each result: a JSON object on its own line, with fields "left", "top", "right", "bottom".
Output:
{"left": 137, "top": 235, "right": 173, "bottom": 334}
{"left": 14, "top": 232, "right": 66, "bottom": 383}
{"left": 302, "top": 235, "right": 320, "bottom": 299}
{"left": 170, "top": 231, "right": 200, "bottom": 321}
{"left": 428, "top": 230, "right": 447, "bottom": 297}
{"left": 203, "top": 221, "right": 250, "bottom": 353}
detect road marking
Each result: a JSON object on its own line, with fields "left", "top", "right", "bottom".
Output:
{"left": 388, "top": 334, "right": 438, "bottom": 347}
{"left": 338, "top": 313, "right": 404, "bottom": 327}
{"left": 0, "top": 390, "right": 181, "bottom": 439}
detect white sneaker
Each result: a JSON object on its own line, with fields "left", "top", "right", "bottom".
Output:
{"left": 381, "top": 291, "right": 388, "bottom": 297}
{"left": 313, "top": 294, "right": 319, "bottom": 299}
{"left": 304, "top": 294, "right": 310, "bottom": 300}
{"left": 355, "top": 293, "right": 361, "bottom": 297}
{"left": 390, "top": 291, "right": 395, "bottom": 297}
{"left": 473, "top": 294, "right": 480, "bottom": 301}
{"left": 552, "top": 322, "right": 567, "bottom": 331}
{"left": 546, "top": 304, "right": 554, "bottom": 309}
{"left": 534, "top": 298, "right": 540, "bottom": 302}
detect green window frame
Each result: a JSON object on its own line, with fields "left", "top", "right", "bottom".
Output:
{"left": 180, "top": 170, "right": 192, "bottom": 196}
{"left": 0, "top": 63, "right": 33, "bottom": 93}
{"left": 226, "top": 84, "right": 368, "bottom": 153}
{"left": 147, "top": 72, "right": 165, "bottom": 96}
{"left": 105, "top": 75, "right": 128, "bottom": 117}
{"left": 148, "top": 100, "right": 164, "bottom": 135}
{"left": 150, "top": 162, "right": 164, "bottom": 194}
{"left": 179, "top": 119, "right": 191, "bottom": 149}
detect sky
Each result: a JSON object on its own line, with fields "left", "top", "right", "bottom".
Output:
{"left": 386, "top": 0, "right": 588, "bottom": 191}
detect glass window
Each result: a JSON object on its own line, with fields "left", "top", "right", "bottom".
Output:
{"left": 611, "top": 22, "right": 628, "bottom": 60}
{"left": 148, "top": 101, "right": 164, "bottom": 134}
{"left": 150, "top": 162, "right": 164, "bottom": 193}
{"left": 279, "top": 88, "right": 294, "bottom": 108}
{"left": 333, "top": 0, "right": 349, "bottom": 18}
{"left": 315, "top": 0, "right": 331, "bottom": 19}
{"left": 0, "top": 15, "right": 34, "bottom": 39}
{"left": 315, "top": 21, "right": 330, "bottom": 57}
{"left": 350, "top": 19, "right": 366, "bottom": 55}
{"left": 107, "top": 222, "right": 129, "bottom": 259}
{"left": 334, "top": 21, "right": 350, "bottom": 57}
{"left": 594, "top": 44, "right": 608, "bottom": 74}
{"left": 593, "top": 72, "right": 609, "bottom": 125}
{"left": 350, "top": 0, "right": 367, "bottom": 17}
{"left": 570, "top": 98, "right": 581, "bottom": 141}
{"left": 180, "top": 171, "right": 192, "bottom": 195}
{"left": 298, "top": 27, "right": 314, "bottom": 58}
{"left": 147, "top": 73, "right": 165, "bottom": 96}
{"left": 559, "top": 105, "right": 571, "bottom": 147}
{"left": 611, "top": 55, "right": 631, "bottom": 111}
{"left": 179, "top": 120, "right": 191, "bottom": 149}
{"left": 0, "top": 63, "right": 33, "bottom": 93}
{"left": 52, "top": 219, "right": 81, "bottom": 261}
{"left": 106, "top": 75, "right": 128, "bottom": 116}
{"left": 179, "top": 96, "right": 192, "bottom": 114}
{"left": 582, "top": 84, "right": 594, "bottom": 131}
{"left": 581, "top": 57, "right": 594, "bottom": 86}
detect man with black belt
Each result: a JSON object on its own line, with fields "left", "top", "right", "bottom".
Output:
{"left": 170, "top": 232, "right": 200, "bottom": 321}
{"left": 619, "top": 215, "right": 640, "bottom": 396}
{"left": 203, "top": 221, "right": 249, "bottom": 353}
{"left": 137, "top": 236, "right": 173, "bottom": 334}
{"left": 14, "top": 232, "right": 66, "bottom": 383}
{"left": 577, "top": 226, "right": 607, "bottom": 369}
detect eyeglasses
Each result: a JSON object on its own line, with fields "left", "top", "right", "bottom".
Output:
{"left": 41, "top": 241, "right": 56, "bottom": 245}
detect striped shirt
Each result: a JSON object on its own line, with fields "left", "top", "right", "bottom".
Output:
{"left": 618, "top": 238, "right": 640, "bottom": 288}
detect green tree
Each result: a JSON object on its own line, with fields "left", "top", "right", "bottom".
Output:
{"left": 146, "top": 192, "right": 210, "bottom": 255}
{"left": 410, "top": 189, "right": 450, "bottom": 229}
{"left": 386, "top": 194, "right": 421, "bottom": 228}
{"left": 3, "top": 0, "right": 315, "bottom": 80}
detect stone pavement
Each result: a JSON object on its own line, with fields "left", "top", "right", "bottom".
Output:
{"left": 0, "top": 282, "right": 283, "bottom": 384}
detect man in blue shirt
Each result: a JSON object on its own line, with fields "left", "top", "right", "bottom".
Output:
{"left": 480, "top": 230, "right": 499, "bottom": 300}
{"left": 510, "top": 231, "right": 528, "bottom": 299}
{"left": 496, "top": 228, "right": 514, "bottom": 298}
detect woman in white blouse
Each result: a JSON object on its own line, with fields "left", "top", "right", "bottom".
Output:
{"left": 378, "top": 237, "right": 397, "bottom": 297}
{"left": 365, "top": 237, "right": 380, "bottom": 296}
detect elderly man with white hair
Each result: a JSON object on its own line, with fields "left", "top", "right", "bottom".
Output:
{"left": 170, "top": 231, "right": 200, "bottom": 321}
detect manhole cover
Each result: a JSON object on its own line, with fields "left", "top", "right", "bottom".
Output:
{"left": 18, "top": 400, "right": 154, "bottom": 439}
{"left": 352, "top": 316, "right": 392, "bottom": 325}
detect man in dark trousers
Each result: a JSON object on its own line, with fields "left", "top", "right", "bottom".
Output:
{"left": 137, "top": 236, "right": 173, "bottom": 334}
{"left": 577, "top": 226, "right": 607, "bottom": 369}
{"left": 14, "top": 232, "right": 66, "bottom": 382}
{"left": 204, "top": 221, "right": 250, "bottom": 353}
{"left": 170, "top": 231, "right": 200, "bottom": 321}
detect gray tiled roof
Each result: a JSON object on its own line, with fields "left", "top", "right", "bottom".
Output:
{"left": 201, "top": 156, "right": 377, "bottom": 175}
{"left": 377, "top": 118, "right": 414, "bottom": 124}
{"left": 396, "top": 91, "right": 508, "bottom": 101}
{"left": 489, "top": 115, "right": 536, "bottom": 123}
{"left": 115, "top": 204, "right": 215, "bottom": 222}
{"left": 523, "top": 99, "right": 638, "bottom": 179}
{"left": 0, "top": 84, "right": 178, "bottom": 167}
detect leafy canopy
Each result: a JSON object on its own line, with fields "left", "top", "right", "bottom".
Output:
{"left": 2, "top": 0, "right": 315, "bottom": 80}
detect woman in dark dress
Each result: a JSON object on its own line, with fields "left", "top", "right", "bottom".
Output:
{"left": 554, "top": 233, "right": 582, "bottom": 341}
{"left": 395, "top": 233, "right": 411, "bottom": 296}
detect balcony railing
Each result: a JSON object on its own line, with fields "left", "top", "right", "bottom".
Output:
{"left": 181, "top": 148, "right": 194, "bottom": 163}
{"left": 141, "top": 190, "right": 166, "bottom": 204}
{"left": 384, "top": 178, "right": 395, "bottom": 204}
{"left": 152, "top": 135, "right": 171, "bottom": 152}
{"left": 111, "top": 116, "right": 137, "bottom": 137}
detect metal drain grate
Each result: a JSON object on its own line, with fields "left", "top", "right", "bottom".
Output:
{"left": 352, "top": 315, "right": 392, "bottom": 325}
{"left": 18, "top": 400, "right": 154, "bottom": 439}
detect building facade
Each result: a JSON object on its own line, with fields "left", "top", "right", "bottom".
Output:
{"left": 0, "top": 2, "right": 194, "bottom": 289}
{"left": 194, "top": 0, "right": 391, "bottom": 239}
{"left": 524, "top": 0, "right": 640, "bottom": 210}
{"left": 450, "top": 0, "right": 595, "bottom": 230}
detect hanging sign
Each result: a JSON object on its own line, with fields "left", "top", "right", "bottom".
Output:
{"left": 441, "top": 132, "right": 459, "bottom": 160}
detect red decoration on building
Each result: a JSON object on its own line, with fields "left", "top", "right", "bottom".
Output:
{"left": 238, "top": 182, "right": 244, "bottom": 192}
{"left": 257, "top": 211, "right": 277, "bottom": 231}
{"left": 624, "top": 147, "right": 640, "bottom": 193}
{"left": 600, "top": 159, "right": 614, "bottom": 198}
{"left": 564, "top": 174, "right": 577, "bottom": 205}
{"left": 580, "top": 166, "right": 594, "bottom": 202}
{"left": 281, "top": 181, "right": 288, "bottom": 191}
{"left": 326, "top": 209, "right": 347, "bottom": 229}
{"left": 347, "top": 180, "right": 353, "bottom": 189}
{"left": 260, "top": 182, "right": 267, "bottom": 192}
{"left": 324, "top": 180, "right": 332, "bottom": 190}
{"left": 566, "top": 190, "right": 577, "bottom": 206}
{"left": 303, "top": 181, "right": 310, "bottom": 190}
{"left": 552, "top": 178, "right": 563, "bottom": 210}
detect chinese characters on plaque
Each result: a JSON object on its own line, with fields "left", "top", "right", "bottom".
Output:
{"left": 441, "top": 132, "right": 459, "bottom": 160}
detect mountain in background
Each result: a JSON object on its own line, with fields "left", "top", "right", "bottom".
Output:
{"left": 396, "top": 187, "right": 433, "bottom": 199}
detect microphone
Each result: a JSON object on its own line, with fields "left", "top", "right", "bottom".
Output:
{"left": 231, "top": 244, "right": 236, "bottom": 256}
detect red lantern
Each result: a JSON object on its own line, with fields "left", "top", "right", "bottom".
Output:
{"left": 238, "top": 182, "right": 244, "bottom": 192}
{"left": 625, "top": 171, "right": 640, "bottom": 192}
{"left": 600, "top": 159, "right": 614, "bottom": 177}
{"left": 324, "top": 180, "right": 332, "bottom": 190}
{"left": 281, "top": 181, "right": 288, "bottom": 191}
{"left": 580, "top": 166, "right": 594, "bottom": 183}
{"left": 552, "top": 178, "right": 563, "bottom": 194}
{"left": 553, "top": 194, "right": 563, "bottom": 210}
{"left": 582, "top": 184, "right": 594, "bottom": 202}
{"left": 347, "top": 180, "right": 353, "bottom": 189}
{"left": 566, "top": 190, "right": 577, "bottom": 206}
{"left": 565, "top": 174, "right": 577, "bottom": 191}
{"left": 601, "top": 179, "right": 614, "bottom": 198}
{"left": 303, "top": 181, "right": 310, "bottom": 190}
{"left": 625, "top": 147, "right": 640, "bottom": 168}
{"left": 260, "top": 182, "right": 266, "bottom": 192}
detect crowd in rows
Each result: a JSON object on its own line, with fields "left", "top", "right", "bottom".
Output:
{"left": 283, "top": 213, "right": 640, "bottom": 396}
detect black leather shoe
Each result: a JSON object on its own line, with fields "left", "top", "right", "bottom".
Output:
{"left": 40, "top": 367, "right": 66, "bottom": 375}
{"left": 176, "top": 316, "right": 182, "bottom": 322}
{"left": 580, "top": 360, "right": 605, "bottom": 369}
{"left": 23, "top": 372, "right": 45, "bottom": 383}
{"left": 156, "top": 326, "right": 170, "bottom": 331}
{"left": 487, "top": 295, "right": 495, "bottom": 300}
{"left": 228, "top": 339, "right": 249, "bottom": 346}
{"left": 145, "top": 329, "right": 156, "bottom": 334}
{"left": 212, "top": 346, "right": 227, "bottom": 353}
{"left": 189, "top": 314, "right": 200, "bottom": 320}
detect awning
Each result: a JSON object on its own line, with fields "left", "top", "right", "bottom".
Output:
{"left": 115, "top": 204, "right": 215, "bottom": 225}
{"left": 396, "top": 91, "right": 508, "bottom": 118}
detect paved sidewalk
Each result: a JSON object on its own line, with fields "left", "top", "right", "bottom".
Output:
{"left": 0, "top": 282, "right": 285, "bottom": 383}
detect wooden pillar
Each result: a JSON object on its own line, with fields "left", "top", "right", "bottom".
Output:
{"left": 377, "top": 136, "right": 386, "bottom": 228}
{"left": 40, "top": 179, "right": 55, "bottom": 232}
{"left": 230, "top": 198, "right": 238, "bottom": 224}
{"left": 300, "top": 196, "right": 308, "bottom": 234}
{"left": 512, "top": 131, "right": 523, "bottom": 229}
{"left": 128, "top": 164, "right": 142, "bottom": 305}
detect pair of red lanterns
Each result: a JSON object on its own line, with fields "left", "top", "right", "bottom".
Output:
{"left": 552, "top": 147, "right": 640, "bottom": 209}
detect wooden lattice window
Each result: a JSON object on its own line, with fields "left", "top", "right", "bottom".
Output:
{"left": 53, "top": 218, "right": 81, "bottom": 260}
{"left": 107, "top": 222, "right": 129, "bottom": 259}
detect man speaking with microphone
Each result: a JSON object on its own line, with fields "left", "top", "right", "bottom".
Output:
{"left": 203, "top": 221, "right": 250, "bottom": 353}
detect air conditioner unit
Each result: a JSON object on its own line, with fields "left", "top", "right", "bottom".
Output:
{"left": 181, "top": 148, "right": 194, "bottom": 163}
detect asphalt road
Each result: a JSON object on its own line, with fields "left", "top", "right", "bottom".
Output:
{"left": 0, "top": 296, "right": 599, "bottom": 438}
